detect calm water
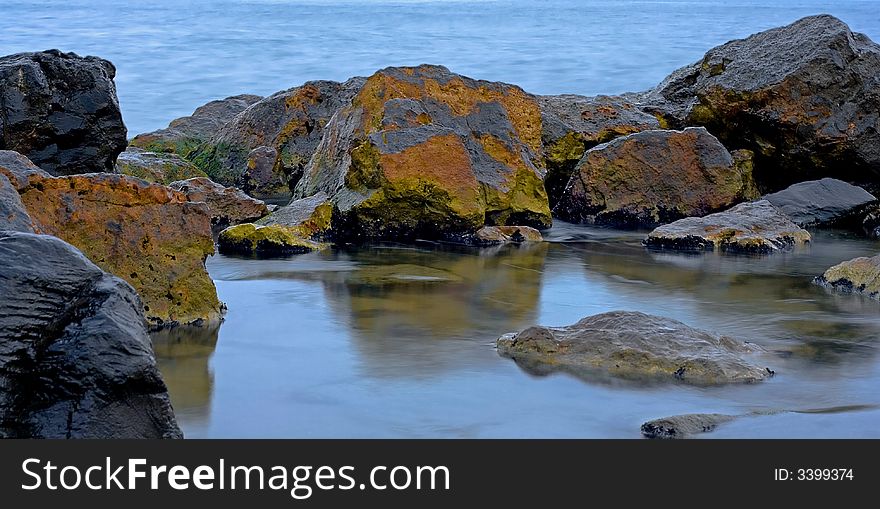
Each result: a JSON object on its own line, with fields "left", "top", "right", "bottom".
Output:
{"left": 1, "top": 1, "right": 878, "bottom": 135}
{"left": 4, "top": 0, "right": 879, "bottom": 437}
{"left": 154, "top": 226, "right": 880, "bottom": 438}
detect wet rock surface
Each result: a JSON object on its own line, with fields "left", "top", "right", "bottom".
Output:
{"left": 554, "top": 127, "right": 758, "bottom": 228}
{"left": 0, "top": 174, "right": 33, "bottom": 232}
{"left": 647, "top": 15, "right": 880, "bottom": 191}
{"left": 473, "top": 225, "right": 543, "bottom": 245}
{"left": 496, "top": 311, "right": 773, "bottom": 385}
{"left": 116, "top": 147, "right": 207, "bottom": 184}
{"left": 814, "top": 254, "right": 880, "bottom": 301}
{"left": 763, "top": 178, "right": 877, "bottom": 228}
{"left": 0, "top": 232, "right": 181, "bottom": 438}
{"left": 169, "top": 177, "right": 269, "bottom": 231}
{"left": 640, "top": 413, "right": 738, "bottom": 439}
{"left": 0, "top": 50, "right": 127, "bottom": 175}
{"left": 644, "top": 200, "right": 811, "bottom": 253}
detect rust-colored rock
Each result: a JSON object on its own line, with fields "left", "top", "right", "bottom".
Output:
{"left": 18, "top": 173, "right": 222, "bottom": 329}
{"left": 554, "top": 127, "right": 758, "bottom": 228}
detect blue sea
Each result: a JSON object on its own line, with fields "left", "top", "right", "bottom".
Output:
{"left": 2, "top": 0, "right": 878, "bottom": 136}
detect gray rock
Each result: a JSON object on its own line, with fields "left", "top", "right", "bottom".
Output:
{"left": 473, "top": 225, "right": 543, "bottom": 245}
{"left": 763, "top": 178, "right": 877, "bottom": 228}
{"left": 0, "top": 50, "right": 127, "bottom": 175}
{"left": 0, "top": 150, "right": 51, "bottom": 190}
{"left": 641, "top": 413, "right": 738, "bottom": 439}
{"left": 169, "top": 176, "right": 269, "bottom": 231}
{"left": 256, "top": 191, "right": 330, "bottom": 229}
{"left": 116, "top": 147, "right": 207, "bottom": 184}
{"left": 0, "top": 174, "right": 33, "bottom": 232}
{"left": 496, "top": 311, "right": 773, "bottom": 385}
{"left": 644, "top": 200, "right": 811, "bottom": 253}
{"left": 0, "top": 232, "right": 182, "bottom": 438}
{"left": 646, "top": 15, "right": 880, "bottom": 191}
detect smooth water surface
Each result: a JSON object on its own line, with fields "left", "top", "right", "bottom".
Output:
{"left": 1, "top": 1, "right": 878, "bottom": 135}
{"left": 155, "top": 225, "right": 880, "bottom": 438}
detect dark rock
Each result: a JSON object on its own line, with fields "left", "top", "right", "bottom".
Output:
{"left": 814, "top": 254, "right": 880, "bottom": 300}
{"left": 641, "top": 413, "right": 738, "bottom": 439}
{"left": 0, "top": 150, "right": 51, "bottom": 190}
{"left": 0, "top": 50, "right": 127, "bottom": 175}
{"left": 169, "top": 177, "right": 269, "bottom": 231}
{"left": 644, "top": 200, "right": 811, "bottom": 253}
{"left": 0, "top": 232, "right": 182, "bottom": 438}
{"left": 0, "top": 174, "right": 33, "bottom": 232}
{"left": 190, "top": 80, "right": 364, "bottom": 199}
{"left": 553, "top": 127, "right": 758, "bottom": 228}
{"left": 647, "top": 15, "right": 880, "bottom": 191}
{"left": 763, "top": 178, "right": 877, "bottom": 228}
{"left": 295, "top": 65, "right": 551, "bottom": 241}
{"left": 129, "top": 94, "right": 262, "bottom": 156}
{"left": 539, "top": 93, "right": 660, "bottom": 206}
{"left": 116, "top": 147, "right": 207, "bottom": 184}
{"left": 496, "top": 310, "right": 772, "bottom": 385}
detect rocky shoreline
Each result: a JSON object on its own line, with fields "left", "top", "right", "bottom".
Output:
{"left": 2, "top": 14, "right": 879, "bottom": 438}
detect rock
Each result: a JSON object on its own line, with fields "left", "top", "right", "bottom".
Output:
{"left": 474, "top": 225, "right": 543, "bottom": 245}
{"left": 640, "top": 413, "right": 738, "bottom": 439}
{"left": 129, "top": 94, "right": 262, "bottom": 156}
{"left": 862, "top": 206, "right": 880, "bottom": 238}
{"left": 0, "top": 174, "right": 33, "bottom": 232}
{"left": 496, "top": 311, "right": 772, "bottom": 385}
{"left": 18, "top": 173, "right": 222, "bottom": 329}
{"left": 116, "top": 147, "right": 207, "bottom": 184}
{"left": 763, "top": 178, "right": 877, "bottom": 228}
{"left": 189, "top": 80, "right": 364, "bottom": 199}
{"left": 218, "top": 192, "right": 331, "bottom": 255}
{"left": 0, "top": 50, "right": 127, "bottom": 175}
{"left": 538, "top": 94, "right": 660, "bottom": 206}
{"left": 0, "top": 150, "right": 51, "bottom": 190}
{"left": 645, "top": 200, "right": 811, "bottom": 253}
{"left": 295, "top": 65, "right": 551, "bottom": 241}
{"left": 647, "top": 15, "right": 880, "bottom": 191}
{"left": 814, "top": 254, "right": 880, "bottom": 300}
{"left": 0, "top": 232, "right": 181, "bottom": 438}
{"left": 169, "top": 177, "right": 269, "bottom": 231}
{"left": 553, "top": 127, "right": 758, "bottom": 228}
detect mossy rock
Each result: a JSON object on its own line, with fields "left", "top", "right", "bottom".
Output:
{"left": 217, "top": 223, "right": 326, "bottom": 256}
{"left": 814, "top": 254, "right": 880, "bottom": 300}
{"left": 116, "top": 147, "right": 207, "bottom": 184}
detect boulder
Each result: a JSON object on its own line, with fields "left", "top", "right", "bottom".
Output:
{"left": 0, "top": 232, "right": 182, "bottom": 438}
{"left": 763, "top": 178, "right": 877, "bottom": 228}
{"left": 129, "top": 94, "right": 262, "bottom": 156}
{"left": 641, "top": 413, "right": 738, "bottom": 439}
{"left": 538, "top": 94, "right": 660, "bottom": 205}
{"left": 644, "top": 200, "right": 811, "bottom": 253}
{"left": 169, "top": 177, "right": 269, "bottom": 231}
{"left": 0, "top": 174, "right": 33, "bottom": 232}
{"left": 190, "top": 80, "right": 364, "bottom": 199}
{"left": 553, "top": 127, "right": 758, "bottom": 228}
{"left": 647, "top": 15, "right": 880, "bottom": 191}
{"left": 814, "top": 254, "right": 880, "bottom": 301}
{"left": 474, "top": 225, "right": 543, "bottom": 245}
{"left": 18, "top": 173, "right": 222, "bottom": 329}
{"left": 0, "top": 150, "right": 51, "bottom": 190}
{"left": 294, "top": 65, "right": 551, "bottom": 241}
{"left": 116, "top": 147, "right": 207, "bottom": 184}
{"left": 0, "top": 50, "right": 127, "bottom": 175}
{"left": 496, "top": 311, "right": 773, "bottom": 385}
{"left": 217, "top": 192, "right": 331, "bottom": 255}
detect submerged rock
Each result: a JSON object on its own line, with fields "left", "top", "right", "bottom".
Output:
{"left": 191, "top": 80, "right": 364, "bottom": 199}
{"left": 473, "top": 225, "right": 543, "bottom": 245}
{"left": 18, "top": 173, "right": 222, "bottom": 329}
{"left": 294, "top": 64, "right": 551, "bottom": 241}
{"left": 553, "top": 127, "right": 758, "bottom": 228}
{"left": 647, "top": 15, "right": 880, "bottom": 191}
{"left": 130, "top": 94, "right": 262, "bottom": 156}
{"left": 640, "top": 413, "right": 738, "bottom": 439}
{"left": 169, "top": 177, "right": 269, "bottom": 231}
{"left": 116, "top": 147, "right": 207, "bottom": 184}
{"left": 0, "top": 174, "right": 33, "bottom": 232}
{"left": 0, "top": 150, "right": 51, "bottom": 190}
{"left": 538, "top": 94, "right": 660, "bottom": 206}
{"left": 0, "top": 232, "right": 181, "bottom": 438}
{"left": 0, "top": 50, "right": 127, "bottom": 175}
{"left": 644, "top": 200, "right": 811, "bottom": 253}
{"left": 496, "top": 311, "right": 772, "bottom": 385}
{"left": 814, "top": 254, "right": 880, "bottom": 301}
{"left": 763, "top": 178, "right": 877, "bottom": 228}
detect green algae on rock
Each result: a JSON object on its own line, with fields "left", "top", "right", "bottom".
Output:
{"left": 217, "top": 223, "right": 325, "bottom": 256}
{"left": 554, "top": 127, "right": 759, "bottom": 228}
{"left": 116, "top": 147, "right": 208, "bottom": 184}
{"left": 814, "top": 254, "right": 880, "bottom": 301}
{"left": 496, "top": 310, "right": 773, "bottom": 385}
{"left": 644, "top": 200, "right": 811, "bottom": 253}
{"left": 294, "top": 65, "right": 552, "bottom": 241}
